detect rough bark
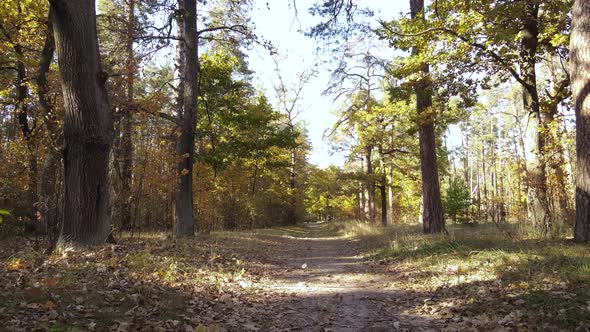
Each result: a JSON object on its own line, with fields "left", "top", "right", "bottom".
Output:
{"left": 410, "top": 0, "right": 446, "bottom": 234}
{"left": 51, "top": 0, "right": 114, "bottom": 246}
{"left": 521, "top": 1, "right": 552, "bottom": 235}
{"left": 571, "top": 0, "right": 590, "bottom": 242}
{"left": 175, "top": 0, "right": 198, "bottom": 236}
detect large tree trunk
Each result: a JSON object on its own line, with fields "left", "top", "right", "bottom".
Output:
{"left": 410, "top": 0, "right": 446, "bottom": 234}
{"left": 174, "top": 0, "right": 198, "bottom": 236}
{"left": 51, "top": 0, "right": 114, "bottom": 246}
{"left": 571, "top": 0, "right": 590, "bottom": 242}
{"left": 521, "top": 1, "right": 552, "bottom": 235}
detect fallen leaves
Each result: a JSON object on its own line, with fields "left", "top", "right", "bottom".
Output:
{"left": 6, "top": 257, "right": 24, "bottom": 270}
{"left": 1, "top": 224, "right": 590, "bottom": 331}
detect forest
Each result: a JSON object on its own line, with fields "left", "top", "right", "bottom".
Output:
{"left": 1, "top": 0, "right": 590, "bottom": 330}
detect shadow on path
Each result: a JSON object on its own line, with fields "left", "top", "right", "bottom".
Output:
{"left": 250, "top": 222, "right": 441, "bottom": 331}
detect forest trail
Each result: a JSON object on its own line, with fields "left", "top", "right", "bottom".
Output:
{"left": 249, "top": 222, "right": 440, "bottom": 331}
{"left": 4, "top": 222, "right": 587, "bottom": 331}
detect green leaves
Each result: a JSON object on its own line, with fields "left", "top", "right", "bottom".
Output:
{"left": 443, "top": 178, "right": 471, "bottom": 222}
{"left": 0, "top": 209, "right": 10, "bottom": 223}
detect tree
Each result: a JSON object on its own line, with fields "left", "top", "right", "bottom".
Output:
{"left": 443, "top": 177, "right": 471, "bottom": 223}
{"left": 409, "top": 0, "right": 446, "bottom": 234}
{"left": 571, "top": 0, "right": 590, "bottom": 242}
{"left": 0, "top": 0, "right": 48, "bottom": 225}
{"left": 173, "top": 0, "right": 256, "bottom": 236}
{"left": 50, "top": 0, "right": 114, "bottom": 246}
{"left": 37, "top": 11, "right": 62, "bottom": 243}
{"left": 97, "top": 0, "right": 139, "bottom": 231}
{"left": 173, "top": 0, "right": 198, "bottom": 237}
{"left": 272, "top": 56, "right": 316, "bottom": 225}
{"left": 380, "top": 0, "right": 571, "bottom": 235}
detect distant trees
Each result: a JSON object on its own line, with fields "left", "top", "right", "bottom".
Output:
{"left": 308, "top": 0, "right": 578, "bottom": 238}
{"left": 0, "top": 0, "right": 587, "bottom": 243}
{"left": 0, "top": 0, "right": 311, "bottom": 242}
{"left": 443, "top": 177, "right": 471, "bottom": 223}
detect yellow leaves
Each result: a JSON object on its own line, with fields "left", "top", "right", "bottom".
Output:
{"left": 181, "top": 168, "right": 189, "bottom": 176}
{"left": 0, "top": 0, "right": 47, "bottom": 50}
{"left": 6, "top": 257, "right": 22, "bottom": 270}
{"left": 549, "top": 33, "right": 568, "bottom": 48}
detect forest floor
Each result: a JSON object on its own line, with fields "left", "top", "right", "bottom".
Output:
{"left": 1, "top": 221, "right": 590, "bottom": 331}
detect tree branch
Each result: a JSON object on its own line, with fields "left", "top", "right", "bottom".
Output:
{"left": 379, "top": 21, "right": 529, "bottom": 88}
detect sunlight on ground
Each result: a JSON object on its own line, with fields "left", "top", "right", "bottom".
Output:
{"left": 2, "top": 221, "right": 590, "bottom": 330}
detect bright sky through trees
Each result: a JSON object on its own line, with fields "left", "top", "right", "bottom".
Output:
{"left": 247, "top": 0, "right": 408, "bottom": 168}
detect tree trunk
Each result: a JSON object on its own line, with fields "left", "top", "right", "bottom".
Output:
{"left": 360, "top": 157, "right": 368, "bottom": 220}
{"left": 482, "top": 142, "right": 488, "bottom": 222}
{"left": 37, "top": 13, "right": 61, "bottom": 243}
{"left": 545, "top": 105, "right": 571, "bottom": 224}
{"left": 174, "top": 0, "right": 198, "bottom": 236}
{"left": 571, "top": 0, "right": 590, "bottom": 242}
{"left": 378, "top": 145, "right": 387, "bottom": 226}
{"left": 118, "top": 0, "right": 136, "bottom": 230}
{"left": 14, "top": 43, "right": 39, "bottom": 221}
{"left": 365, "top": 146, "right": 376, "bottom": 223}
{"left": 410, "top": 0, "right": 446, "bottom": 234}
{"left": 521, "top": 1, "right": 552, "bottom": 235}
{"left": 51, "top": 0, "right": 114, "bottom": 246}
{"left": 290, "top": 146, "right": 296, "bottom": 190}
{"left": 387, "top": 165, "right": 394, "bottom": 223}
{"left": 288, "top": 139, "right": 297, "bottom": 224}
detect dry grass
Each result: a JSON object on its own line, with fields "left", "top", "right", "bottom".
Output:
{"left": 327, "top": 220, "right": 590, "bottom": 330}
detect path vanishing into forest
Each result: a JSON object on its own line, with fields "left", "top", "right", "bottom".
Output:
{"left": 246, "top": 222, "right": 441, "bottom": 331}
{"left": 5, "top": 222, "right": 584, "bottom": 331}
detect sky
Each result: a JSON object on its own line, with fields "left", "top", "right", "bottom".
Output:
{"left": 246, "top": 1, "right": 409, "bottom": 168}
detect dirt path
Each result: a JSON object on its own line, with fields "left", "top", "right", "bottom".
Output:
{"left": 248, "top": 223, "right": 441, "bottom": 331}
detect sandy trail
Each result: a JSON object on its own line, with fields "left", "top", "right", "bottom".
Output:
{"left": 251, "top": 223, "right": 440, "bottom": 331}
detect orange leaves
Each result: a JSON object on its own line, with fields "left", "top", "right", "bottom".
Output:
{"left": 43, "top": 278, "right": 57, "bottom": 288}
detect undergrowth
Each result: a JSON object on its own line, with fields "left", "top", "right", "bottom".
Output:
{"left": 333, "top": 220, "right": 590, "bottom": 330}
